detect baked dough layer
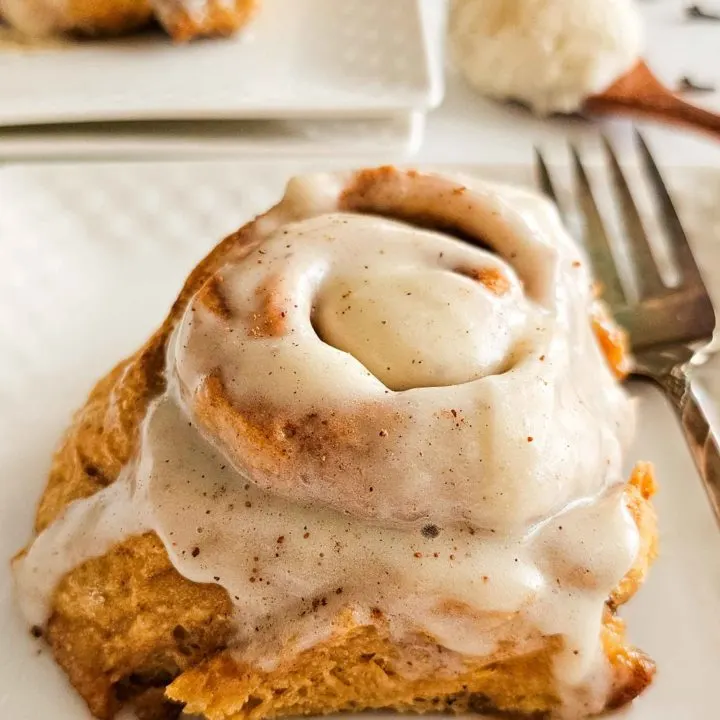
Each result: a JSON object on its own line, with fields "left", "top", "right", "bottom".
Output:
{"left": 37, "top": 469, "right": 656, "bottom": 720}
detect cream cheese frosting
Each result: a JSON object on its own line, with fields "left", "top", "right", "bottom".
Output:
{"left": 449, "top": 0, "right": 644, "bottom": 114}
{"left": 14, "top": 169, "right": 640, "bottom": 715}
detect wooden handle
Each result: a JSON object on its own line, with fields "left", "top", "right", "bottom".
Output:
{"left": 585, "top": 60, "right": 720, "bottom": 140}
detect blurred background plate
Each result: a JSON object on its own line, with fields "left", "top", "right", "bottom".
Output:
{"left": 0, "top": 0, "right": 442, "bottom": 127}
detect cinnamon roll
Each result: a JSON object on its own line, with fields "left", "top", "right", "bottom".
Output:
{"left": 12, "top": 167, "right": 656, "bottom": 720}
{"left": 0, "top": 0, "right": 256, "bottom": 41}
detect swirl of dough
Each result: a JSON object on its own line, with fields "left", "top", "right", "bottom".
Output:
{"left": 172, "top": 167, "right": 631, "bottom": 532}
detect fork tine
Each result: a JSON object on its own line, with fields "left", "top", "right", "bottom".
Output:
{"left": 570, "top": 146, "right": 627, "bottom": 308}
{"left": 634, "top": 130, "right": 704, "bottom": 287}
{"left": 534, "top": 147, "right": 564, "bottom": 220}
{"left": 601, "top": 136, "right": 666, "bottom": 300}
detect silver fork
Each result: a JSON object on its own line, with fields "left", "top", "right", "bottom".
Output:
{"left": 535, "top": 132, "right": 720, "bottom": 523}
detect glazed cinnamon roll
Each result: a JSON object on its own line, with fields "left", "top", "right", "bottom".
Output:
{"left": 12, "top": 167, "right": 656, "bottom": 720}
{"left": 0, "top": 0, "right": 256, "bottom": 40}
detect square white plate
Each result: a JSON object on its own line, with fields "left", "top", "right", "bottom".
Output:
{"left": 0, "top": 113, "right": 425, "bottom": 161}
{"left": 0, "top": 162, "right": 719, "bottom": 719}
{"left": 0, "top": 0, "right": 442, "bottom": 127}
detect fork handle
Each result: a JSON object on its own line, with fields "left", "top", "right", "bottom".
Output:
{"left": 637, "top": 348, "right": 720, "bottom": 524}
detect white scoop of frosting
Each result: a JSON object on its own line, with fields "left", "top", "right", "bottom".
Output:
{"left": 14, "top": 168, "right": 640, "bottom": 715}
{"left": 449, "top": 0, "right": 644, "bottom": 114}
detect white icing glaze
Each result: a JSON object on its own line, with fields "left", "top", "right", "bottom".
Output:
{"left": 314, "top": 263, "right": 525, "bottom": 391}
{"left": 14, "top": 169, "right": 640, "bottom": 715}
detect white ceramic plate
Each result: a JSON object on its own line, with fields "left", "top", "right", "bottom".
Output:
{"left": 0, "top": 0, "right": 441, "bottom": 127}
{"left": 0, "top": 162, "right": 719, "bottom": 719}
{"left": 0, "top": 113, "right": 425, "bottom": 161}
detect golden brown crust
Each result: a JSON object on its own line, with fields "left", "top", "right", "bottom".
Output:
{"left": 592, "top": 300, "right": 632, "bottom": 380}
{"left": 60, "top": 0, "right": 153, "bottom": 36}
{"left": 5, "top": 0, "right": 256, "bottom": 41}
{"left": 602, "top": 612, "right": 656, "bottom": 710}
{"left": 166, "top": 609, "right": 657, "bottom": 720}
{"left": 168, "top": 625, "right": 563, "bottom": 720}
{"left": 47, "top": 533, "right": 233, "bottom": 719}
{"left": 23, "top": 167, "right": 656, "bottom": 719}
{"left": 157, "top": 0, "right": 257, "bottom": 42}
{"left": 610, "top": 463, "right": 658, "bottom": 609}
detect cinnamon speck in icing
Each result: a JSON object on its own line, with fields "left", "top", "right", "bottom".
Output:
{"left": 13, "top": 169, "right": 640, "bottom": 717}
